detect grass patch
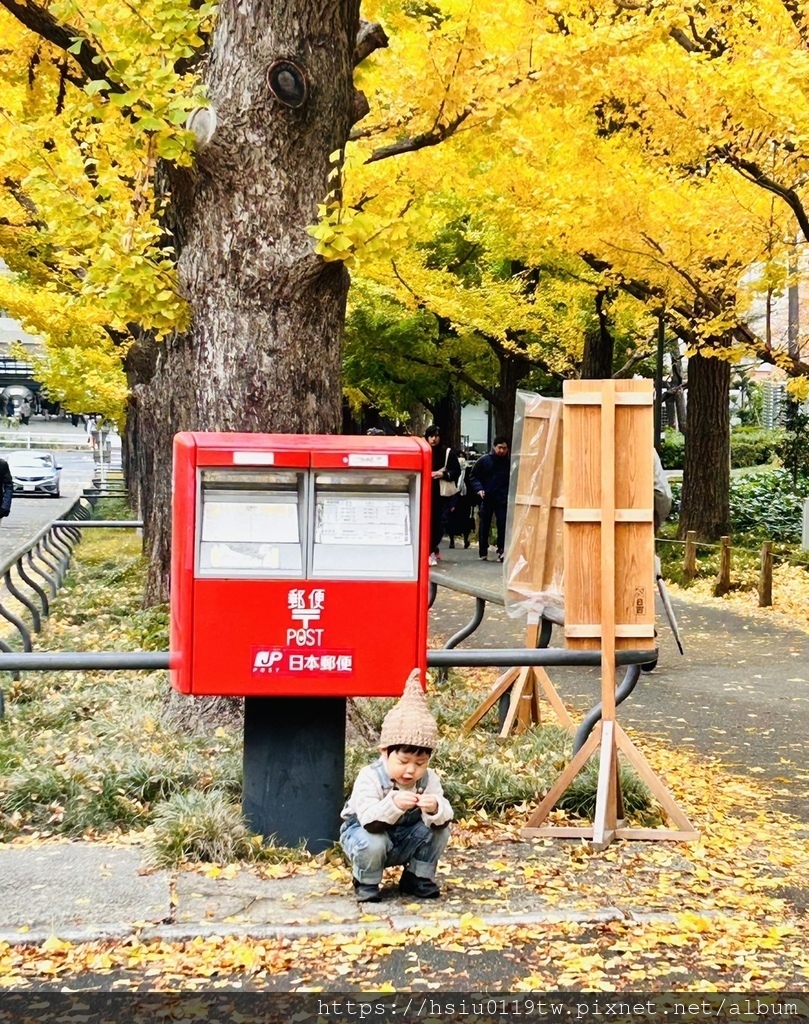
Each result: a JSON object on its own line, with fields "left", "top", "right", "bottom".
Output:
{"left": 0, "top": 533, "right": 660, "bottom": 860}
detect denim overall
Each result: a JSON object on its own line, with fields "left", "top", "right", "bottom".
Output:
{"left": 340, "top": 759, "right": 450, "bottom": 885}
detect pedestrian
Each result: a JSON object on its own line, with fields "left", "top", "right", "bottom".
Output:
{"left": 446, "top": 452, "right": 474, "bottom": 549}
{"left": 340, "top": 668, "right": 453, "bottom": 903}
{"left": 424, "top": 425, "right": 460, "bottom": 567}
{"left": 19, "top": 399, "right": 31, "bottom": 425}
{"left": 0, "top": 455, "right": 12, "bottom": 524}
{"left": 653, "top": 449, "right": 672, "bottom": 531}
{"left": 5, "top": 398, "right": 13, "bottom": 418}
{"left": 470, "top": 435, "right": 511, "bottom": 562}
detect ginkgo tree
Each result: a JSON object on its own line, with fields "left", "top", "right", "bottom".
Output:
{"left": 335, "top": 0, "right": 809, "bottom": 539}
{"left": 5, "top": 0, "right": 809, "bottom": 592}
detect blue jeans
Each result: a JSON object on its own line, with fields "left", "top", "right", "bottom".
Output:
{"left": 340, "top": 815, "right": 450, "bottom": 885}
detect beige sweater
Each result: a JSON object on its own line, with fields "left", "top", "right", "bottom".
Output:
{"left": 342, "top": 758, "right": 453, "bottom": 829}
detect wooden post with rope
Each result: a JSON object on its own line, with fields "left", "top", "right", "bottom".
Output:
{"left": 520, "top": 380, "right": 698, "bottom": 848}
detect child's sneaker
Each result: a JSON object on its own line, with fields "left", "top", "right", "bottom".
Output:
{"left": 399, "top": 870, "right": 441, "bottom": 899}
{"left": 353, "top": 877, "right": 382, "bottom": 902}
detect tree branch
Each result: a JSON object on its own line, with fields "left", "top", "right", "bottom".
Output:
{"left": 2, "top": 177, "right": 46, "bottom": 229}
{"left": 365, "top": 107, "right": 473, "bottom": 164}
{"left": 715, "top": 145, "right": 809, "bottom": 242}
{"left": 354, "top": 20, "right": 388, "bottom": 67}
{"left": 0, "top": 0, "right": 120, "bottom": 89}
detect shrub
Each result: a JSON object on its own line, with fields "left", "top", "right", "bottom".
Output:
{"left": 730, "top": 427, "right": 783, "bottom": 469}
{"left": 729, "top": 469, "right": 808, "bottom": 541}
{"left": 147, "top": 790, "right": 309, "bottom": 868}
{"left": 147, "top": 790, "right": 260, "bottom": 866}
{"left": 659, "top": 429, "right": 684, "bottom": 470}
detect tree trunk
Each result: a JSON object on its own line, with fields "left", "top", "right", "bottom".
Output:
{"left": 581, "top": 289, "right": 615, "bottom": 379}
{"left": 493, "top": 348, "right": 530, "bottom": 439}
{"left": 678, "top": 349, "right": 731, "bottom": 540}
{"left": 134, "top": 0, "right": 361, "bottom": 603}
{"left": 431, "top": 388, "right": 462, "bottom": 450}
{"left": 669, "top": 342, "right": 687, "bottom": 433}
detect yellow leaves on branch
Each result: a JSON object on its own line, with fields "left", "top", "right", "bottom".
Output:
{"left": 0, "top": 0, "right": 211, "bottom": 416}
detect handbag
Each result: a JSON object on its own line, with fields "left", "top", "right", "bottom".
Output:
{"left": 438, "top": 448, "right": 459, "bottom": 498}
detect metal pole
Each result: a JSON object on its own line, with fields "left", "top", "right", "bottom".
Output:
{"left": 655, "top": 314, "right": 665, "bottom": 453}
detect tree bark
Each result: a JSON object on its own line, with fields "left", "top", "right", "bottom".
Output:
{"left": 581, "top": 289, "right": 615, "bottom": 379}
{"left": 134, "top": 0, "right": 361, "bottom": 603}
{"left": 678, "top": 349, "right": 731, "bottom": 540}
{"left": 493, "top": 347, "right": 531, "bottom": 439}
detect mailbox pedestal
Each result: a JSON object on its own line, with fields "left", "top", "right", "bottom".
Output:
{"left": 242, "top": 696, "right": 346, "bottom": 853}
{"left": 171, "top": 433, "right": 432, "bottom": 850}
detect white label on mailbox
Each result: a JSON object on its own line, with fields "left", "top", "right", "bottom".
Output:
{"left": 233, "top": 451, "right": 275, "bottom": 465}
{"left": 347, "top": 453, "right": 388, "bottom": 467}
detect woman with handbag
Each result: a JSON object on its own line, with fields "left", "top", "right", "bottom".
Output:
{"left": 424, "top": 425, "right": 461, "bottom": 566}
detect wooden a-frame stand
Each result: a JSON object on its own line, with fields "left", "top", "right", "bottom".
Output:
{"left": 520, "top": 380, "right": 698, "bottom": 849}
{"left": 465, "top": 395, "right": 572, "bottom": 738}
{"left": 462, "top": 616, "right": 574, "bottom": 738}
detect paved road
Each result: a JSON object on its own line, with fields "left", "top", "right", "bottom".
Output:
{"left": 0, "top": 450, "right": 96, "bottom": 562}
{"left": 430, "top": 547, "right": 809, "bottom": 820}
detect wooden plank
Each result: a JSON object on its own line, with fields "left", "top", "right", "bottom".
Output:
{"left": 564, "top": 509, "right": 653, "bottom": 523}
{"left": 524, "top": 827, "right": 699, "bottom": 841}
{"left": 534, "top": 665, "right": 575, "bottom": 729}
{"left": 615, "top": 828, "right": 701, "bottom": 841}
{"left": 563, "top": 381, "right": 601, "bottom": 651}
{"left": 462, "top": 666, "right": 519, "bottom": 733}
{"left": 564, "top": 624, "right": 656, "bottom": 638}
{"left": 614, "top": 393, "right": 654, "bottom": 405}
{"left": 499, "top": 667, "right": 529, "bottom": 737}
{"left": 614, "top": 380, "right": 656, "bottom": 652}
{"left": 599, "top": 380, "right": 617, "bottom": 718}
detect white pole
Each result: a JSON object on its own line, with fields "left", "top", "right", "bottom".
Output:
{"left": 803, "top": 498, "right": 809, "bottom": 551}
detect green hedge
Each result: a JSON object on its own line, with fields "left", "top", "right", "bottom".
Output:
{"left": 730, "top": 427, "right": 783, "bottom": 469}
{"left": 659, "top": 427, "right": 782, "bottom": 471}
{"left": 659, "top": 429, "right": 684, "bottom": 469}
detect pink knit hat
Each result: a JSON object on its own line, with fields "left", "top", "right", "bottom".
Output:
{"left": 378, "top": 668, "right": 439, "bottom": 750}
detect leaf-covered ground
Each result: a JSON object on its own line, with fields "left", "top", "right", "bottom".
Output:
{"left": 0, "top": 534, "right": 807, "bottom": 990}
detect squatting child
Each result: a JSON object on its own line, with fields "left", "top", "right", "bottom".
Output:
{"left": 340, "top": 669, "right": 453, "bottom": 903}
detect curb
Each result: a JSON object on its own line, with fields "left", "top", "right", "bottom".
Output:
{"left": 0, "top": 907, "right": 639, "bottom": 947}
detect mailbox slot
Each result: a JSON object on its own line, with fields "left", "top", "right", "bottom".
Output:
{"left": 196, "top": 468, "right": 307, "bottom": 578}
{"left": 311, "top": 470, "right": 419, "bottom": 579}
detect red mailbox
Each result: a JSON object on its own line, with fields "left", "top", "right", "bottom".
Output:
{"left": 170, "top": 433, "right": 432, "bottom": 698}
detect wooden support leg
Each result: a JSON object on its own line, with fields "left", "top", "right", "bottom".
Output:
{"left": 523, "top": 723, "right": 602, "bottom": 830}
{"left": 462, "top": 666, "right": 520, "bottom": 733}
{"left": 592, "top": 720, "right": 617, "bottom": 850}
{"left": 615, "top": 724, "right": 696, "bottom": 833}
{"left": 533, "top": 666, "right": 574, "bottom": 729}
{"left": 499, "top": 667, "right": 530, "bottom": 737}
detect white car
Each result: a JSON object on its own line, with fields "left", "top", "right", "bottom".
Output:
{"left": 6, "top": 450, "right": 62, "bottom": 498}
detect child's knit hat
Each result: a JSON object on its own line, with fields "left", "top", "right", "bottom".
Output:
{"left": 378, "top": 668, "right": 439, "bottom": 750}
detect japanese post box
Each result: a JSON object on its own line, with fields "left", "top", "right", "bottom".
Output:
{"left": 170, "top": 433, "right": 432, "bottom": 697}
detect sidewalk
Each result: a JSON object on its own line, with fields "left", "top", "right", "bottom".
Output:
{"left": 0, "top": 548, "right": 807, "bottom": 952}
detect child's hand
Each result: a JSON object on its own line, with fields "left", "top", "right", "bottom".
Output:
{"left": 393, "top": 790, "right": 420, "bottom": 810}
{"left": 417, "top": 794, "right": 439, "bottom": 814}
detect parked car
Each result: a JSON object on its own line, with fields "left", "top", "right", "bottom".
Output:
{"left": 6, "top": 450, "right": 62, "bottom": 498}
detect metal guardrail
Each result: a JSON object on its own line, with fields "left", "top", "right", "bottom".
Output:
{"left": 0, "top": 540, "right": 653, "bottom": 742}
{"left": 0, "top": 489, "right": 138, "bottom": 716}
{"left": 427, "top": 569, "right": 652, "bottom": 750}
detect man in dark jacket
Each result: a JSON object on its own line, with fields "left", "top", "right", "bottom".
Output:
{"left": 470, "top": 436, "right": 510, "bottom": 562}
{"left": 0, "top": 456, "right": 12, "bottom": 523}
